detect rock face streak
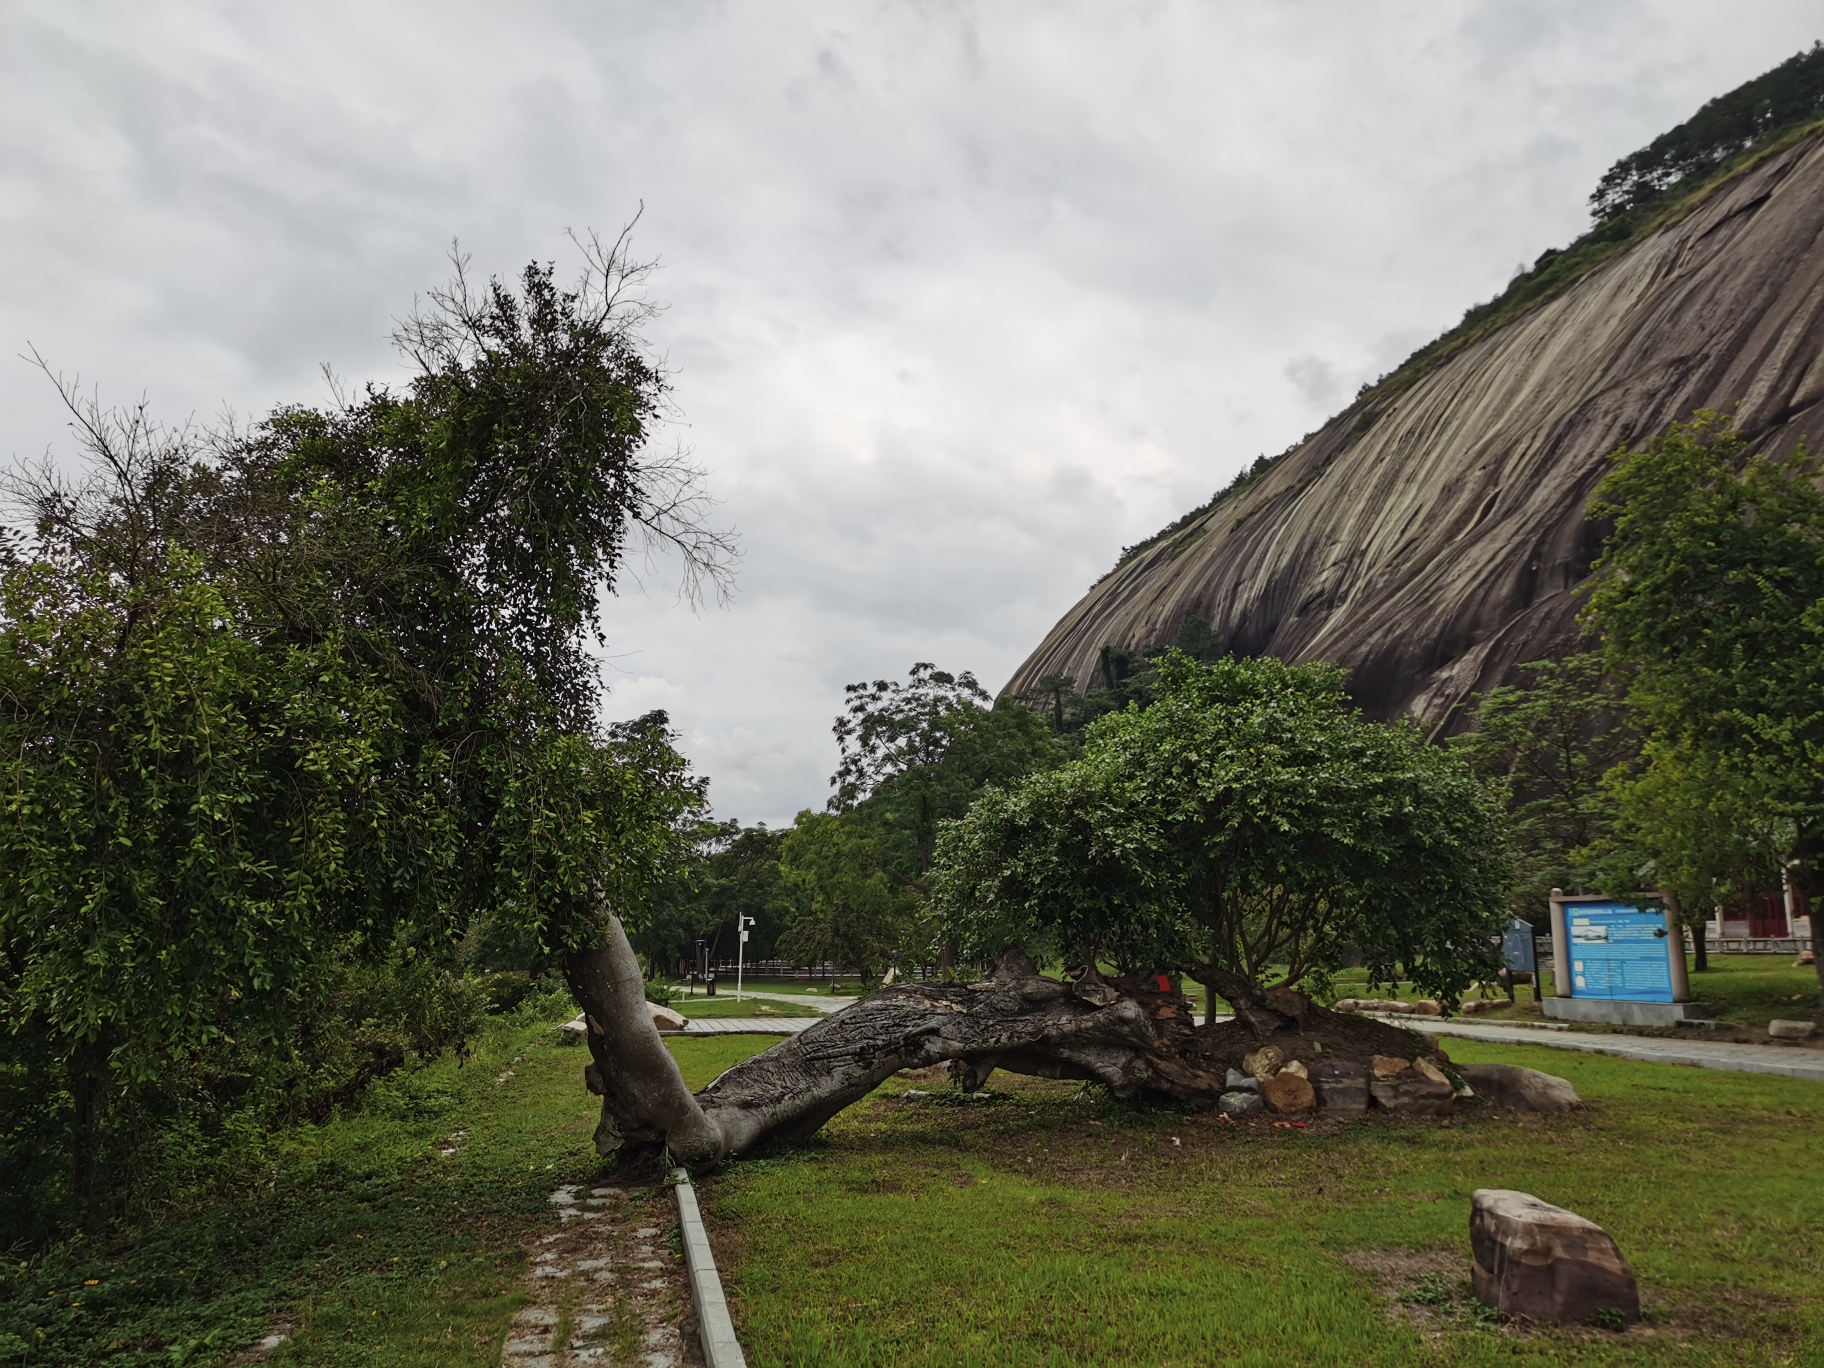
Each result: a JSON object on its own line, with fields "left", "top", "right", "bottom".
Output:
{"left": 1005, "top": 135, "right": 1824, "bottom": 732}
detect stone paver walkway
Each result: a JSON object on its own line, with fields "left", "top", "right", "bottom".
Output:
{"left": 666, "top": 1017, "right": 824, "bottom": 1036}
{"left": 501, "top": 1182, "right": 702, "bottom": 1368}
{"left": 1403, "top": 1017, "right": 1824, "bottom": 1082}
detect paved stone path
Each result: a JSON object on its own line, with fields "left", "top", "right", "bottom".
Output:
{"left": 667, "top": 1017, "right": 824, "bottom": 1036}
{"left": 1403, "top": 1016, "right": 1824, "bottom": 1082}
{"left": 501, "top": 1183, "right": 702, "bottom": 1368}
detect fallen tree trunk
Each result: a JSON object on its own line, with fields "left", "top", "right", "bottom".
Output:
{"left": 564, "top": 915, "right": 1447, "bottom": 1164}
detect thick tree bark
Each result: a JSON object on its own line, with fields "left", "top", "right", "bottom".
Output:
{"left": 564, "top": 915, "right": 1444, "bottom": 1165}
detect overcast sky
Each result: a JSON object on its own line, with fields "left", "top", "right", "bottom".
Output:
{"left": 2, "top": 2, "right": 1818, "bottom": 825}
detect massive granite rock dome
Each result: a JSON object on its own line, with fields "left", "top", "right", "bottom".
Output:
{"left": 1005, "top": 132, "right": 1824, "bottom": 736}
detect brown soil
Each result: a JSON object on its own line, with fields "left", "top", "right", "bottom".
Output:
{"left": 1192, "top": 1004, "right": 1448, "bottom": 1074}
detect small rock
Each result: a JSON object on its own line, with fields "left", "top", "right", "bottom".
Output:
{"left": 557, "top": 1014, "right": 588, "bottom": 1045}
{"left": 1768, "top": 1018, "right": 1816, "bottom": 1039}
{"left": 1370, "top": 1054, "right": 1411, "bottom": 1080}
{"left": 1369, "top": 1075, "right": 1454, "bottom": 1115}
{"left": 903, "top": 1089, "right": 932, "bottom": 1100}
{"left": 1309, "top": 1059, "right": 1369, "bottom": 1117}
{"left": 1242, "top": 1045, "right": 1286, "bottom": 1079}
{"left": 1795, "top": 950, "right": 1815, "bottom": 967}
{"left": 1217, "top": 1090, "right": 1264, "bottom": 1117}
{"left": 1280, "top": 1059, "right": 1309, "bottom": 1080}
{"left": 1260, "top": 1071, "right": 1316, "bottom": 1115}
{"left": 1411, "top": 1057, "right": 1450, "bottom": 1086}
{"left": 648, "top": 1001, "right": 688, "bottom": 1032}
{"left": 1224, "top": 1068, "right": 1259, "bottom": 1092}
{"left": 1470, "top": 1188, "right": 1640, "bottom": 1325}
{"left": 1410, "top": 1000, "right": 1443, "bottom": 1016}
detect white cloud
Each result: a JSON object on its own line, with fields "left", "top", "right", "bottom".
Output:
{"left": 2, "top": 0, "right": 1818, "bottom": 823}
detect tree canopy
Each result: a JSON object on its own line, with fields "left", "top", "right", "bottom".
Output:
{"left": 0, "top": 236, "right": 726, "bottom": 1231}
{"left": 933, "top": 651, "right": 1511, "bottom": 1012}
{"left": 1580, "top": 411, "right": 1824, "bottom": 977}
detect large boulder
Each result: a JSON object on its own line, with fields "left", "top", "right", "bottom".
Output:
{"left": 1459, "top": 1064, "right": 1580, "bottom": 1113}
{"left": 1309, "top": 1059, "right": 1369, "bottom": 1117}
{"left": 1470, "top": 1189, "right": 1640, "bottom": 1325}
{"left": 648, "top": 1001, "right": 689, "bottom": 1032}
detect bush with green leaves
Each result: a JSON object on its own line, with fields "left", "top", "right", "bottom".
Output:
{"left": 0, "top": 234, "right": 725, "bottom": 1244}
{"left": 933, "top": 651, "right": 1511, "bottom": 1009}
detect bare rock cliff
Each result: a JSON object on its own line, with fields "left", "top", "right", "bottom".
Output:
{"left": 1005, "top": 133, "right": 1824, "bottom": 734}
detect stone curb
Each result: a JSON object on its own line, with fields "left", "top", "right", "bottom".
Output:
{"left": 670, "top": 1166, "right": 747, "bottom": 1368}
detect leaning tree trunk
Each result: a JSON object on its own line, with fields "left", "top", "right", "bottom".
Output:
{"left": 563, "top": 915, "right": 1436, "bottom": 1165}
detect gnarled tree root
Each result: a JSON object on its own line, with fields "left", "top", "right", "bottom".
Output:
{"left": 565, "top": 919, "right": 1442, "bottom": 1165}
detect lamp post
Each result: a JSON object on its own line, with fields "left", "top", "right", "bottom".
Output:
{"left": 736, "top": 915, "right": 756, "bottom": 1001}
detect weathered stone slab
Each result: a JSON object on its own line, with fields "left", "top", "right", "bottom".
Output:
{"left": 1470, "top": 1188, "right": 1640, "bottom": 1325}
{"left": 1309, "top": 1059, "right": 1368, "bottom": 1117}
{"left": 1369, "top": 1075, "right": 1453, "bottom": 1115}
{"left": 1217, "top": 1090, "right": 1263, "bottom": 1117}
{"left": 1458, "top": 1063, "right": 1580, "bottom": 1112}
{"left": 1768, "top": 1018, "right": 1816, "bottom": 1039}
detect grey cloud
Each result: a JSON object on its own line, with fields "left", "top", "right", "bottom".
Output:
{"left": 3, "top": 0, "right": 1820, "bottom": 823}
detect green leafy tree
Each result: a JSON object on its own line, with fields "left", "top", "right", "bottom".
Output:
{"left": 827, "top": 663, "right": 1060, "bottom": 971}
{"left": 1583, "top": 410, "right": 1824, "bottom": 991}
{"left": 933, "top": 652, "right": 1511, "bottom": 1023}
{"left": 644, "top": 821, "right": 795, "bottom": 979}
{"left": 1452, "top": 654, "right": 1634, "bottom": 920}
{"left": 776, "top": 811, "right": 919, "bottom": 983}
{"left": 0, "top": 234, "right": 724, "bottom": 1233}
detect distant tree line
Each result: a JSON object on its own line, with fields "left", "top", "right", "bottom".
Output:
{"left": 1591, "top": 41, "right": 1824, "bottom": 221}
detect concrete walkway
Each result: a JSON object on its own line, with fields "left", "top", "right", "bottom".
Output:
{"left": 666, "top": 1017, "right": 824, "bottom": 1036}
{"left": 1402, "top": 1016, "right": 1824, "bottom": 1082}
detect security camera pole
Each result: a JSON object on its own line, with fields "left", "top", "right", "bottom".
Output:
{"left": 735, "top": 915, "right": 756, "bottom": 1001}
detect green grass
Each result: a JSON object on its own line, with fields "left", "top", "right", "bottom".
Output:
{"left": 0, "top": 1010, "right": 758, "bottom": 1367}
{"left": 12, "top": 1002, "right": 1822, "bottom": 1366}
{"left": 674, "top": 997, "right": 828, "bottom": 1020}
{"left": 672, "top": 978, "right": 867, "bottom": 999}
{"left": 1325, "top": 956, "right": 1821, "bottom": 1031}
{"left": 700, "top": 1038, "right": 1824, "bottom": 1366}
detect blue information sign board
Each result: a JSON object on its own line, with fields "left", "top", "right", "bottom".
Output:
{"left": 1567, "top": 901, "right": 1673, "bottom": 1002}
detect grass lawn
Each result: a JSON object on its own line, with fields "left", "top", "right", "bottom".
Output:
{"left": 10, "top": 1007, "right": 1820, "bottom": 1366}
{"left": 673, "top": 977, "right": 867, "bottom": 998}
{"left": 698, "top": 1036, "right": 1824, "bottom": 1367}
{"left": 0, "top": 1008, "right": 751, "bottom": 1368}
{"left": 1323, "top": 956, "right": 1821, "bottom": 1033}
